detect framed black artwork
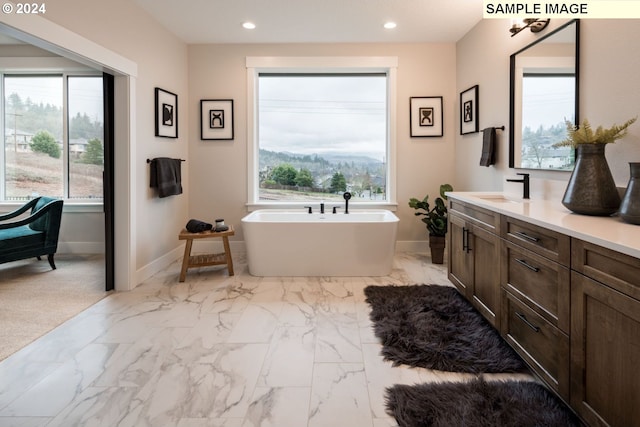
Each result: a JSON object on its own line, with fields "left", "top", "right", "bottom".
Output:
{"left": 410, "top": 96, "right": 443, "bottom": 137}
{"left": 201, "top": 99, "right": 234, "bottom": 140}
{"left": 155, "top": 87, "right": 178, "bottom": 138}
{"left": 460, "top": 85, "right": 479, "bottom": 135}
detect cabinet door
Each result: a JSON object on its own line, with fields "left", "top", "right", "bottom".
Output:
{"left": 571, "top": 272, "right": 640, "bottom": 427}
{"left": 448, "top": 212, "right": 473, "bottom": 298}
{"left": 471, "top": 225, "right": 501, "bottom": 328}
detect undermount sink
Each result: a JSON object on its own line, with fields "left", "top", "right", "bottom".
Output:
{"left": 474, "top": 194, "right": 528, "bottom": 203}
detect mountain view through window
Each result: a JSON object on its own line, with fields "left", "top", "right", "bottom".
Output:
{"left": 258, "top": 74, "right": 388, "bottom": 202}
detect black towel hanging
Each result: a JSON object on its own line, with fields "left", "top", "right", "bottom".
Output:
{"left": 480, "top": 127, "right": 499, "bottom": 167}
{"left": 149, "top": 157, "right": 183, "bottom": 197}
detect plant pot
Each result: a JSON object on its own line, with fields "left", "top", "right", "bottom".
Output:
{"left": 562, "top": 144, "right": 621, "bottom": 216}
{"left": 429, "top": 235, "right": 446, "bottom": 264}
{"left": 619, "top": 162, "right": 640, "bottom": 224}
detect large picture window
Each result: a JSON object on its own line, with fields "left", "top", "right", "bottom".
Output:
{"left": 247, "top": 57, "right": 397, "bottom": 206}
{"left": 2, "top": 74, "right": 103, "bottom": 202}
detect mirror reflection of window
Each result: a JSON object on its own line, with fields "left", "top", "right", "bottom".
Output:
{"left": 520, "top": 74, "right": 575, "bottom": 170}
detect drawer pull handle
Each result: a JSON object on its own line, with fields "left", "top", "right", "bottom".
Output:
{"left": 513, "top": 231, "right": 540, "bottom": 243}
{"left": 462, "top": 227, "right": 472, "bottom": 253}
{"left": 515, "top": 312, "right": 540, "bottom": 333}
{"left": 514, "top": 258, "right": 540, "bottom": 272}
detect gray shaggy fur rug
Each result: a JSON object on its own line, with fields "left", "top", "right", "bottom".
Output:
{"left": 386, "top": 379, "right": 582, "bottom": 427}
{"left": 364, "top": 284, "right": 528, "bottom": 373}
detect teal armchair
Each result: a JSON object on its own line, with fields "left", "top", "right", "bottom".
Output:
{"left": 0, "top": 197, "right": 64, "bottom": 269}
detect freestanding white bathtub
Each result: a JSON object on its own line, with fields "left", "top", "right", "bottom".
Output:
{"left": 241, "top": 209, "right": 399, "bottom": 276}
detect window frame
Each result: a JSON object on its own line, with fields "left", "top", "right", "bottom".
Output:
{"left": 245, "top": 56, "right": 398, "bottom": 210}
{"left": 1, "top": 70, "right": 103, "bottom": 208}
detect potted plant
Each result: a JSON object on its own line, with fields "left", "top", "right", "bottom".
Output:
{"left": 553, "top": 118, "right": 636, "bottom": 216}
{"left": 409, "top": 183, "right": 453, "bottom": 264}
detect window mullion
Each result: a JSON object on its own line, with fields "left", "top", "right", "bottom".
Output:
{"left": 62, "top": 74, "right": 69, "bottom": 199}
{"left": 0, "top": 73, "right": 5, "bottom": 201}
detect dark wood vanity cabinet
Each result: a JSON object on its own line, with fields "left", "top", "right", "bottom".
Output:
{"left": 448, "top": 196, "right": 640, "bottom": 426}
{"left": 570, "top": 240, "right": 640, "bottom": 427}
{"left": 448, "top": 199, "right": 501, "bottom": 328}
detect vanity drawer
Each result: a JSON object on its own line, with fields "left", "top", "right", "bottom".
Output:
{"left": 502, "top": 216, "right": 570, "bottom": 265}
{"left": 501, "top": 241, "right": 570, "bottom": 333}
{"left": 449, "top": 199, "right": 500, "bottom": 234}
{"left": 572, "top": 238, "right": 640, "bottom": 300}
{"left": 502, "top": 290, "right": 570, "bottom": 400}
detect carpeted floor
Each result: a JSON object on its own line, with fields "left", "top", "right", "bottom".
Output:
{"left": 364, "top": 284, "right": 528, "bottom": 373}
{"left": 386, "top": 379, "right": 582, "bottom": 427}
{"left": 0, "top": 254, "right": 108, "bottom": 361}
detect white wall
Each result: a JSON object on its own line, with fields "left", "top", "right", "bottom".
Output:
{"left": 187, "top": 43, "right": 458, "bottom": 246}
{"left": 456, "top": 19, "right": 640, "bottom": 198}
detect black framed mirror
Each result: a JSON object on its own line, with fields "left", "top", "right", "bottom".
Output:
{"left": 509, "top": 20, "right": 580, "bottom": 170}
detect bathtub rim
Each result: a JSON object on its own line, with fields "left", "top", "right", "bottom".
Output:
{"left": 241, "top": 208, "right": 400, "bottom": 224}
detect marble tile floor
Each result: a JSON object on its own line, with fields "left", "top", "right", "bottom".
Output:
{"left": 0, "top": 252, "right": 533, "bottom": 427}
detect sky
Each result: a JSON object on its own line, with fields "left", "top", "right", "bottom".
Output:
{"left": 521, "top": 75, "right": 575, "bottom": 131}
{"left": 4, "top": 75, "right": 103, "bottom": 121}
{"left": 258, "top": 74, "right": 387, "bottom": 161}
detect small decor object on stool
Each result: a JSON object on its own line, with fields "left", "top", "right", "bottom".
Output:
{"left": 620, "top": 162, "right": 640, "bottom": 224}
{"left": 186, "top": 219, "right": 212, "bottom": 233}
{"left": 215, "top": 218, "right": 229, "bottom": 232}
{"left": 553, "top": 117, "right": 637, "bottom": 216}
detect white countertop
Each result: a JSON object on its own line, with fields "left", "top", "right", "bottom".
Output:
{"left": 447, "top": 192, "right": 640, "bottom": 260}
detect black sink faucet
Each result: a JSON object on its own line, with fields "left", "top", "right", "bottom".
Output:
{"left": 506, "top": 173, "right": 530, "bottom": 199}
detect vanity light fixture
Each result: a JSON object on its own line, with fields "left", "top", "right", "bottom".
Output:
{"left": 384, "top": 22, "right": 397, "bottom": 29}
{"left": 509, "top": 18, "right": 550, "bottom": 37}
{"left": 242, "top": 21, "right": 256, "bottom": 30}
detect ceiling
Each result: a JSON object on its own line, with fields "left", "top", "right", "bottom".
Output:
{"left": 132, "top": 0, "right": 484, "bottom": 44}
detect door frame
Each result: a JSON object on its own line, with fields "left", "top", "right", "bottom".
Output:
{"left": 0, "top": 15, "right": 138, "bottom": 291}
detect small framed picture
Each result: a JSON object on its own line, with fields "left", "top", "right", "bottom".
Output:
{"left": 155, "top": 87, "right": 178, "bottom": 138}
{"left": 410, "top": 96, "right": 443, "bottom": 137}
{"left": 201, "top": 99, "right": 234, "bottom": 140}
{"left": 460, "top": 85, "right": 479, "bottom": 135}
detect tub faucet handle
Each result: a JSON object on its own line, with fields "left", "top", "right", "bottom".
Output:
{"left": 304, "top": 206, "right": 313, "bottom": 214}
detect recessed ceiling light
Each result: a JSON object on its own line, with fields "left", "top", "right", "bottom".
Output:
{"left": 384, "top": 22, "right": 397, "bottom": 29}
{"left": 242, "top": 22, "right": 256, "bottom": 30}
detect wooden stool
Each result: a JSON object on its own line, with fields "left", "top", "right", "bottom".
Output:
{"left": 178, "top": 226, "right": 235, "bottom": 282}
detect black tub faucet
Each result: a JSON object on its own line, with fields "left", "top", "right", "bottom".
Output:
{"left": 506, "top": 173, "right": 530, "bottom": 199}
{"left": 343, "top": 192, "right": 351, "bottom": 214}
{"left": 304, "top": 206, "right": 313, "bottom": 214}
{"left": 320, "top": 201, "right": 325, "bottom": 214}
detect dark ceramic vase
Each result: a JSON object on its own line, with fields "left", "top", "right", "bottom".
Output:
{"left": 619, "top": 162, "right": 640, "bottom": 224}
{"left": 562, "top": 144, "right": 621, "bottom": 216}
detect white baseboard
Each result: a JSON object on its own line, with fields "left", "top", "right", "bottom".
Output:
{"left": 135, "top": 245, "right": 184, "bottom": 285}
